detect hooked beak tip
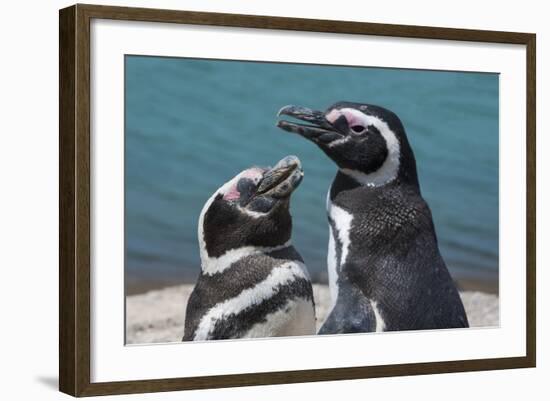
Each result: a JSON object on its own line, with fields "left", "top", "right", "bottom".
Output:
{"left": 277, "top": 105, "right": 293, "bottom": 118}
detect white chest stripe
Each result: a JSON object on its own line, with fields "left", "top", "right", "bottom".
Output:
{"left": 193, "top": 262, "right": 309, "bottom": 341}
{"left": 370, "top": 300, "right": 386, "bottom": 332}
{"left": 326, "top": 188, "right": 353, "bottom": 313}
{"left": 201, "top": 241, "right": 291, "bottom": 276}
{"left": 329, "top": 203, "right": 353, "bottom": 267}
{"left": 326, "top": 224, "right": 338, "bottom": 308}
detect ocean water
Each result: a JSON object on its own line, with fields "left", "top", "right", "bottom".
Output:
{"left": 125, "top": 56, "right": 499, "bottom": 293}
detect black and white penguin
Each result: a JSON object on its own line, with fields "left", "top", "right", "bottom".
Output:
{"left": 277, "top": 102, "right": 468, "bottom": 334}
{"left": 183, "top": 156, "right": 316, "bottom": 341}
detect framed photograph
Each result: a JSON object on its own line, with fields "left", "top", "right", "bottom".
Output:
{"left": 59, "top": 4, "right": 536, "bottom": 397}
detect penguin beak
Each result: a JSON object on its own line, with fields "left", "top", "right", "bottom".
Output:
{"left": 256, "top": 155, "right": 303, "bottom": 198}
{"left": 235, "top": 156, "right": 303, "bottom": 214}
{"left": 277, "top": 105, "right": 345, "bottom": 145}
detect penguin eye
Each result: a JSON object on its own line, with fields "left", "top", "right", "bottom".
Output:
{"left": 350, "top": 125, "right": 366, "bottom": 134}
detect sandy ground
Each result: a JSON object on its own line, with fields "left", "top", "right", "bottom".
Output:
{"left": 126, "top": 284, "right": 499, "bottom": 344}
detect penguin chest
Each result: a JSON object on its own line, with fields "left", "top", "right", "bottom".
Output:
{"left": 192, "top": 261, "right": 315, "bottom": 340}
{"left": 241, "top": 263, "right": 316, "bottom": 338}
{"left": 244, "top": 297, "right": 316, "bottom": 338}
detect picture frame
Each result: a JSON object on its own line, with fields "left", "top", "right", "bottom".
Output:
{"left": 59, "top": 3, "right": 536, "bottom": 397}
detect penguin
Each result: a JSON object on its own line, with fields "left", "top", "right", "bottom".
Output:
{"left": 277, "top": 102, "right": 468, "bottom": 334}
{"left": 183, "top": 155, "right": 316, "bottom": 341}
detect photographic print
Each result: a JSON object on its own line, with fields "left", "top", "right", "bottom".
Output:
{"left": 124, "top": 56, "right": 499, "bottom": 344}
{"left": 59, "top": 5, "right": 535, "bottom": 395}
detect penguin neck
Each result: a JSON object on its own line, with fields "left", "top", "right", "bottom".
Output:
{"left": 330, "top": 170, "right": 362, "bottom": 195}
{"left": 200, "top": 241, "right": 292, "bottom": 276}
{"left": 329, "top": 170, "right": 421, "bottom": 206}
{"left": 336, "top": 158, "right": 420, "bottom": 194}
{"left": 339, "top": 168, "right": 395, "bottom": 188}
{"left": 330, "top": 170, "right": 394, "bottom": 195}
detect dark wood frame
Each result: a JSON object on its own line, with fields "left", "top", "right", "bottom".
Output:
{"left": 59, "top": 3, "right": 536, "bottom": 397}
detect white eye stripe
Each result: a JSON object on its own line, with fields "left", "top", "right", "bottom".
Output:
{"left": 336, "top": 108, "right": 401, "bottom": 187}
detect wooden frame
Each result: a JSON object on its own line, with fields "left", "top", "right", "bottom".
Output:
{"left": 59, "top": 3, "right": 536, "bottom": 397}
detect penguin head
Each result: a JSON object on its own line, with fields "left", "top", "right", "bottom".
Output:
{"left": 199, "top": 155, "right": 303, "bottom": 259}
{"left": 277, "top": 102, "right": 418, "bottom": 187}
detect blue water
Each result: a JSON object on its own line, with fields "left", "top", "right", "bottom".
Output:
{"left": 125, "top": 56, "right": 499, "bottom": 292}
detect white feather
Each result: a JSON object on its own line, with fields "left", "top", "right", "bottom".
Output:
{"left": 329, "top": 204, "right": 353, "bottom": 268}
{"left": 201, "top": 241, "right": 291, "bottom": 276}
{"left": 327, "top": 224, "right": 338, "bottom": 309}
{"left": 370, "top": 300, "right": 386, "bottom": 332}
{"left": 327, "top": 136, "right": 351, "bottom": 148}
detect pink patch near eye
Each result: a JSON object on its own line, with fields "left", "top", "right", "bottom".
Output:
{"left": 326, "top": 109, "right": 363, "bottom": 127}
{"left": 223, "top": 186, "right": 241, "bottom": 201}
{"left": 325, "top": 109, "right": 341, "bottom": 124}
{"left": 241, "top": 168, "right": 264, "bottom": 180}
{"left": 222, "top": 167, "right": 264, "bottom": 201}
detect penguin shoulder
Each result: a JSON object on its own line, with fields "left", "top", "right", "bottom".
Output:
{"left": 328, "top": 185, "right": 435, "bottom": 252}
{"left": 377, "top": 185, "right": 433, "bottom": 224}
{"left": 188, "top": 246, "right": 307, "bottom": 312}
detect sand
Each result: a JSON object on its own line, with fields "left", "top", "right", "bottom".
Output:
{"left": 126, "top": 284, "right": 499, "bottom": 344}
